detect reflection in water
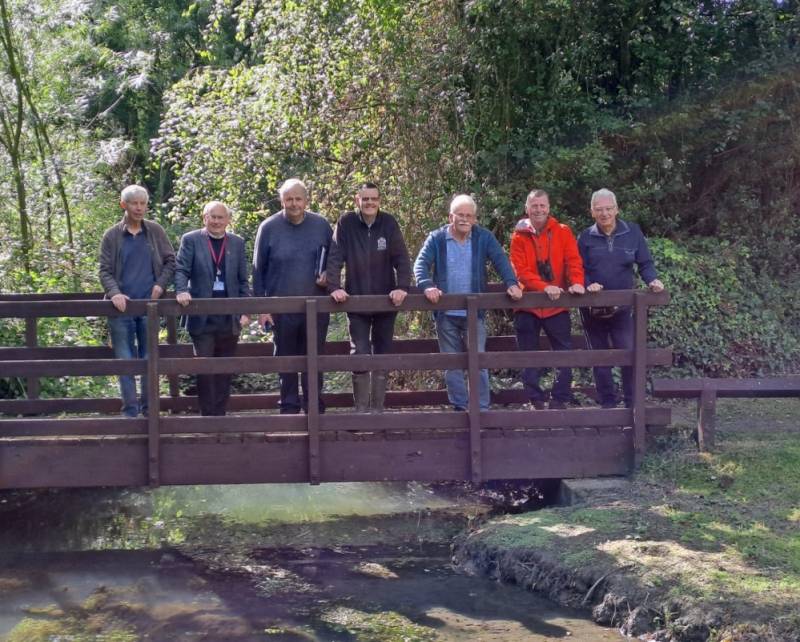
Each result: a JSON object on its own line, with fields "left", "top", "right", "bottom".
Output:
{"left": 0, "top": 484, "right": 616, "bottom": 641}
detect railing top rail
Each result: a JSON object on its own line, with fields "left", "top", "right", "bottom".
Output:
{"left": 0, "top": 289, "right": 669, "bottom": 319}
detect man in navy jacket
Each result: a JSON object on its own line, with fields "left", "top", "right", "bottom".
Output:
{"left": 414, "top": 194, "right": 522, "bottom": 411}
{"left": 578, "top": 188, "right": 664, "bottom": 408}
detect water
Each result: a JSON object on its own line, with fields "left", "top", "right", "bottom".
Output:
{"left": 0, "top": 483, "right": 616, "bottom": 641}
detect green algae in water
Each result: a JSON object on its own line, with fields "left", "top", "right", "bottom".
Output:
{"left": 7, "top": 616, "right": 137, "bottom": 642}
{"left": 319, "top": 606, "right": 437, "bottom": 642}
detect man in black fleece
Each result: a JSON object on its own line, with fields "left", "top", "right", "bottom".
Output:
{"left": 327, "top": 182, "right": 411, "bottom": 412}
{"left": 252, "top": 179, "right": 332, "bottom": 414}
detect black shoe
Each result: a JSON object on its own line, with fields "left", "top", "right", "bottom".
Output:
{"left": 529, "top": 400, "right": 546, "bottom": 410}
{"left": 548, "top": 400, "right": 567, "bottom": 410}
{"left": 601, "top": 401, "right": 618, "bottom": 409}
{"left": 453, "top": 406, "right": 466, "bottom": 411}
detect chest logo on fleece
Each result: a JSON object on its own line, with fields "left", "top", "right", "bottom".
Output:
{"left": 377, "top": 237, "right": 387, "bottom": 251}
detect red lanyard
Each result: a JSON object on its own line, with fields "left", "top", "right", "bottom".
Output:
{"left": 206, "top": 233, "right": 228, "bottom": 274}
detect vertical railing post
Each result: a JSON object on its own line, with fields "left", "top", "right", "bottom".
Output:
{"left": 466, "top": 296, "right": 482, "bottom": 484}
{"left": 166, "top": 315, "right": 179, "bottom": 404}
{"left": 305, "top": 299, "right": 320, "bottom": 485}
{"left": 24, "top": 317, "right": 40, "bottom": 399}
{"left": 697, "top": 381, "right": 716, "bottom": 452}
{"left": 632, "top": 291, "right": 648, "bottom": 466}
{"left": 146, "top": 302, "right": 161, "bottom": 487}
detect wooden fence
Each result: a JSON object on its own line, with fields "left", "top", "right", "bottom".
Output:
{"left": 0, "top": 288, "right": 670, "bottom": 488}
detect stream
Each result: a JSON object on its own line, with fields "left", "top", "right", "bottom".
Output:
{"left": 0, "top": 483, "right": 616, "bottom": 641}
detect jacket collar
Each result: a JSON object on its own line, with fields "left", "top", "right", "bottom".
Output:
{"left": 514, "top": 216, "right": 559, "bottom": 236}
{"left": 588, "top": 219, "right": 630, "bottom": 237}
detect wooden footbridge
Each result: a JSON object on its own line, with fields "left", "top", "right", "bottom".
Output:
{"left": 0, "top": 289, "right": 670, "bottom": 489}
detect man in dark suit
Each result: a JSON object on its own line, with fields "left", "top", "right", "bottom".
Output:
{"left": 175, "top": 201, "right": 251, "bottom": 415}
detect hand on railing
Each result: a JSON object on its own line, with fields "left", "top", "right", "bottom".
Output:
{"left": 176, "top": 292, "right": 192, "bottom": 307}
{"left": 424, "top": 287, "right": 442, "bottom": 303}
{"left": 389, "top": 289, "right": 407, "bottom": 307}
{"left": 111, "top": 293, "right": 130, "bottom": 312}
{"left": 506, "top": 284, "right": 523, "bottom": 300}
{"left": 567, "top": 283, "right": 585, "bottom": 295}
{"left": 330, "top": 288, "right": 348, "bottom": 303}
{"left": 648, "top": 279, "right": 664, "bottom": 293}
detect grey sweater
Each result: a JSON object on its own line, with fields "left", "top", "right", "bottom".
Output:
{"left": 252, "top": 211, "right": 332, "bottom": 297}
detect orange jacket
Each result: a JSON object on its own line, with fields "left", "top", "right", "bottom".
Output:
{"left": 510, "top": 216, "right": 584, "bottom": 318}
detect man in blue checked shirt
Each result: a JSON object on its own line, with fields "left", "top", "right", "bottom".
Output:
{"left": 414, "top": 194, "right": 522, "bottom": 411}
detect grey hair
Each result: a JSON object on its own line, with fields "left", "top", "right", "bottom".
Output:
{"left": 591, "top": 188, "right": 618, "bottom": 209}
{"left": 526, "top": 189, "right": 549, "bottom": 202}
{"left": 202, "top": 201, "right": 231, "bottom": 217}
{"left": 120, "top": 184, "right": 149, "bottom": 203}
{"left": 278, "top": 178, "right": 308, "bottom": 199}
{"left": 449, "top": 194, "right": 477, "bottom": 215}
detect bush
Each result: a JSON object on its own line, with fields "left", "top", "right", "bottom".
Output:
{"left": 649, "top": 238, "right": 800, "bottom": 377}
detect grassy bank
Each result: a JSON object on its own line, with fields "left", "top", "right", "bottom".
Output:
{"left": 454, "top": 399, "right": 800, "bottom": 642}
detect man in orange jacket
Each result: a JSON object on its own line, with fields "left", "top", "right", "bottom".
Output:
{"left": 510, "top": 190, "right": 586, "bottom": 409}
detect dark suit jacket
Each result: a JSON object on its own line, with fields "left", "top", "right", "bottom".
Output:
{"left": 175, "top": 229, "right": 251, "bottom": 335}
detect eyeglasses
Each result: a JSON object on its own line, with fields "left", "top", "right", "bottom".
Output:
{"left": 592, "top": 206, "right": 616, "bottom": 214}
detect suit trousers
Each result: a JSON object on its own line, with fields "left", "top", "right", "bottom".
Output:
{"left": 191, "top": 324, "right": 239, "bottom": 416}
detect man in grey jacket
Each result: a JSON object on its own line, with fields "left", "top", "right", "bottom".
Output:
{"left": 99, "top": 185, "right": 175, "bottom": 417}
{"left": 176, "top": 201, "right": 251, "bottom": 416}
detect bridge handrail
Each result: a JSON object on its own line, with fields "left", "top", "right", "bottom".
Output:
{"left": 0, "top": 287, "right": 669, "bottom": 483}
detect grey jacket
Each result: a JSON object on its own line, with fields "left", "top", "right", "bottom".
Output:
{"left": 175, "top": 229, "right": 251, "bottom": 335}
{"left": 99, "top": 218, "right": 176, "bottom": 298}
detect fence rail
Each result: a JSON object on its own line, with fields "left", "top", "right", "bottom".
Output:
{"left": 0, "top": 288, "right": 670, "bottom": 488}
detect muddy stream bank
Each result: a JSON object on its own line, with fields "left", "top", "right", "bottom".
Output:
{"left": 0, "top": 483, "right": 616, "bottom": 641}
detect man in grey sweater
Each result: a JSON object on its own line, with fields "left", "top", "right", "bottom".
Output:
{"left": 252, "top": 179, "right": 332, "bottom": 414}
{"left": 99, "top": 185, "right": 175, "bottom": 416}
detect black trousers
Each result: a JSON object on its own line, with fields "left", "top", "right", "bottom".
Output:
{"left": 348, "top": 312, "right": 397, "bottom": 373}
{"left": 514, "top": 311, "right": 574, "bottom": 403}
{"left": 190, "top": 327, "right": 239, "bottom": 416}
{"left": 274, "top": 312, "right": 330, "bottom": 414}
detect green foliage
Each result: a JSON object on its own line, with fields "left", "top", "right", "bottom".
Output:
{"left": 650, "top": 238, "right": 800, "bottom": 376}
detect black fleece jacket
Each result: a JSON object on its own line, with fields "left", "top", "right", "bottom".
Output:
{"left": 326, "top": 210, "right": 411, "bottom": 296}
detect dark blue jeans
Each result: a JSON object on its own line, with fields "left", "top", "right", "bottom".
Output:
{"left": 580, "top": 307, "right": 633, "bottom": 407}
{"left": 514, "top": 310, "right": 573, "bottom": 403}
{"left": 435, "top": 314, "right": 489, "bottom": 410}
{"left": 108, "top": 315, "right": 148, "bottom": 417}
{"left": 273, "top": 313, "right": 330, "bottom": 414}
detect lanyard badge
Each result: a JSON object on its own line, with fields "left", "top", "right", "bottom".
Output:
{"left": 206, "top": 234, "right": 228, "bottom": 292}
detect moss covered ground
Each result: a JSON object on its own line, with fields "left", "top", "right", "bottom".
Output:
{"left": 455, "top": 398, "right": 800, "bottom": 642}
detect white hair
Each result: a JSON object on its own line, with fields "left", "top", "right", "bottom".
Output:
{"left": 278, "top": 178, "right": 308, "bottom": 199}
{"left": 202, "top": 201, "right": 231, "bottom": 217}
{"left": 120, "top": 184, "right": 149, "bottom": 203}
{"left": 449, "top": 194, "right": 477, "bottom": 215}
{"left": 591, "top": 188, "right": 618, "bottom": 209}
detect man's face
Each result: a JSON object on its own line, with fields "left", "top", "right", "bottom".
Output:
{"left": 591, "top": 195, "right": 618, "bottom": 232}
{"left": 281, "top": 185, "right": 308, "bottom": 221}
{"left": 356, "top": 188, "right": 380, "bottom": 218}
{"left": 204, "top": 204, "right": 231, "bottom": 236}
{"left": 449, "top": 203, "right": 477, "bottom": 237}
{"left": 120, "top": 196, "right": 148, "bottom": 223}
{"left": 525, "top": 194, "right": 550, "bottom": 230}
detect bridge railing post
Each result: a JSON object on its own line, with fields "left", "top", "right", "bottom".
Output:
{"left": 165, "top": 315, "right": 180, "bottom": 406}
{"left": 632, "top": 290, "right": 648, "bottom": 466}
{"left": 146, "top": 302, "right": 161, "bottom": 487}
{"left": 305, "top": 299, "right": 321, "bottom": 485}
{"left": 466, "top": 296, "right": 482, "bottom": 483}
{"left": 24, "top": 317, "right": 40, "bottom": 400}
